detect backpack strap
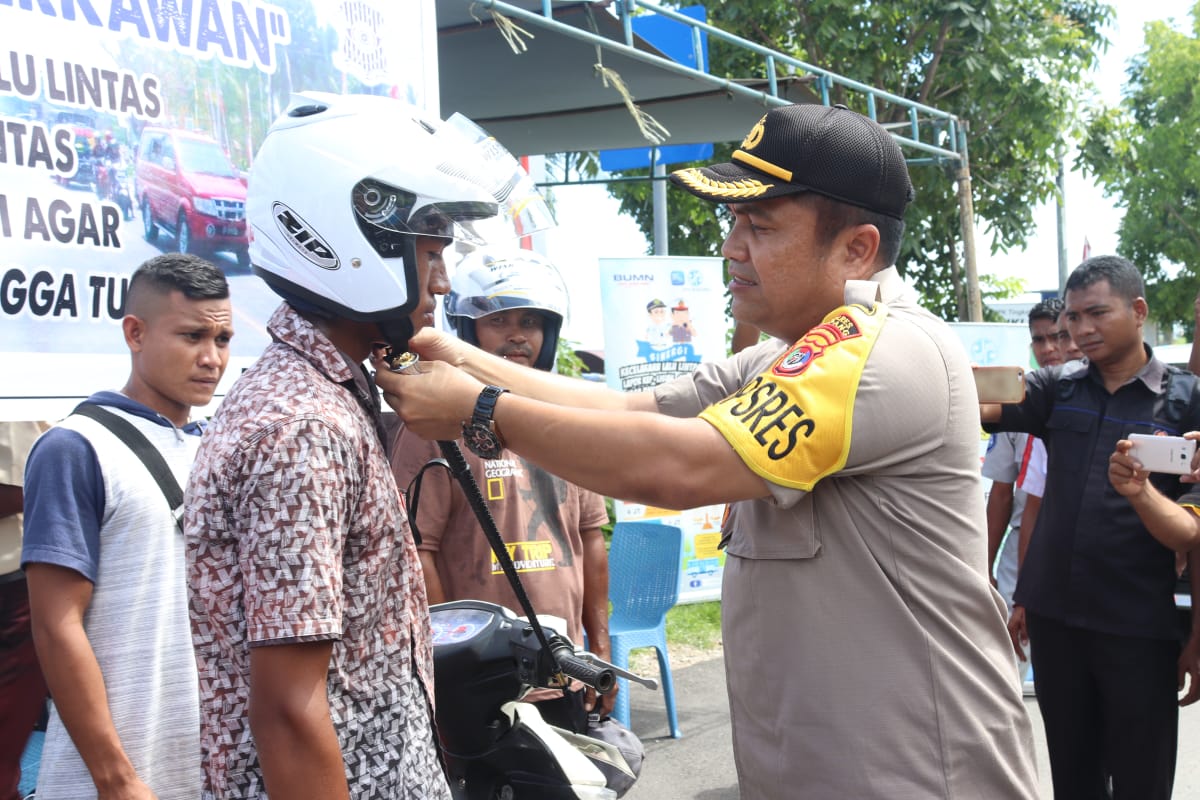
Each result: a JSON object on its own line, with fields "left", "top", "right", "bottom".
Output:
{"left": 1156, "top": 364, "right": 1198, "bottom": 434}
{"left": 72, "top": 402, "right": 185, "bottom": 530}
{"left": 403, "top": 456, "right": 453, "bottom": 547}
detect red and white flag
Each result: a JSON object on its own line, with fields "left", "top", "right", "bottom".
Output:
{"left": 1082, "top": 237, "right": 1092, "bottom": 261}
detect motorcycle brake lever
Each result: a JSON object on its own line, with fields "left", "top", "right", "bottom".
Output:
{"left": 575, "top": 652, "right": 659, "bottom": 690}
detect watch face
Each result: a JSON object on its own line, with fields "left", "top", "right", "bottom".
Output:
{"left": 462, "top": 421, "right": 503, "bottom": 459}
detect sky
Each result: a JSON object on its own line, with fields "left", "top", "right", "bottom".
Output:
{"left": 542, "top": 0, "right": 1198, "bottom": 350}
{"left": 540, "top": 182, "right": 650, "bottom": 351}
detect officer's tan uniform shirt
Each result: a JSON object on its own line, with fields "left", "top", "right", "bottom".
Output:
{"left": 655, "top": 268, "right": 1037, "bottom": 798}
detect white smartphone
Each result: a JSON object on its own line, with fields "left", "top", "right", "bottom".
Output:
{"left": 973, "top": 365, "right": 1025, "bottom": 403}
{"left": 1128, "top": 433, "right": 1198, "bottom": 475}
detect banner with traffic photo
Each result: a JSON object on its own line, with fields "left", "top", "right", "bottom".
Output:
{"left": 0, "top": 0, "right": 437, "bottom": 420}
{"left": 599, "top": 256, "right": 728, "bottom": 604}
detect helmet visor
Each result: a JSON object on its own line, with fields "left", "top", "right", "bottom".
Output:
{"left": 444, "top": 250, "right": 569, "bottom": 322}
{"left": 350, "top": 113, "right": 554, "bottom": 258}
{"left": 352, "top": 177, "right": 497, "bottom": 256}
{"left": 432, "top": 113, "right": 555, "bottom": 245}
{"left": 448, "top": 291, "right": 555, "bottom": 320}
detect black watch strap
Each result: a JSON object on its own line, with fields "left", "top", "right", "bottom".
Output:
{"left": 461, "top": 386, "right": 509, "bottom": 459}
{"left": 472, "top": 385, "right": 509, "bottom": 426}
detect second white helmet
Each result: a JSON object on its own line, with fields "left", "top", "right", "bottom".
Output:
{"left": 445, "top": 249, "right": 569, "bottom": 371}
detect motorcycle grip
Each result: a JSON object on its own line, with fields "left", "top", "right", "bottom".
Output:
{"left": 555, "top": 652, "right": 616, "bottom": 695}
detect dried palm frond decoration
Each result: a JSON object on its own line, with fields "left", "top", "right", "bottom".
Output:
{"left": 491, "top": 9, "right": 535, "bottom": 53}
{"left": 594, "top": 61, "right": 670, "bottom": 145}
{"left": 476, "top": 2, "right": 671, "bottom": 145}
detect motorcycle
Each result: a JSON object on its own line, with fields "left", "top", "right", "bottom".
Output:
{"left": 397, "top": 416, "right": 652, "bottom": 799}
{"left": 431, "top": 599, "right": 651, "bottom": 800}
{"left": 59, "top": 149, "right": 97, "bottom": 191}
{"left": 96, "top": 158, "right": 134, "bottom": 220}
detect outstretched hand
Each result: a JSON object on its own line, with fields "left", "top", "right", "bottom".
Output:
{"left": 406, "top": 327, "right": 469, "bottom": 366}
{"left": 376, "top": 359, "right": 484, "bottom": 441}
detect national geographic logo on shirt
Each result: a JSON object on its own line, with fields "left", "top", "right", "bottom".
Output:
{"left": 718, "top": 375, "right": 816, "bottom": 460}
{"left": 483, "top": 458, "right": 525, "bottom": 479}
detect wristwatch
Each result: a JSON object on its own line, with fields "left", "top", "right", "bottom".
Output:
{"left": 462, "top": 385, "right": 509, "bottom": 459}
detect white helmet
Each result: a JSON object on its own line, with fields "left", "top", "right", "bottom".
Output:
{"left": 445, "top": 249, "right": 569, "bottom": 371}
{"left": 247, "top": 92, "right": 553, "bottom": 348}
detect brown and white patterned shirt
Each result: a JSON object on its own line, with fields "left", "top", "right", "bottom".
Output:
{"left": 185, "top": 303, "right": 449, "bottom": 800}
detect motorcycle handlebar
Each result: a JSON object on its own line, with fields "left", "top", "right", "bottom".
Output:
{"left": 553, "top": 647, "right": 616, "bottom": 695}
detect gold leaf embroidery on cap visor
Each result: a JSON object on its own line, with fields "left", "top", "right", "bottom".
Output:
{"left": 672, "top": 168, "right": 773, "bottom": 198}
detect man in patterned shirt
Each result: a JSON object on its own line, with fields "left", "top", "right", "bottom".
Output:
{"left": 184, "top": 93, "right": 553, "bottom": 800}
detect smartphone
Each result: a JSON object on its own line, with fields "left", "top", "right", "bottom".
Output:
{"left": 1128, "top": 433, "right": 1197, "bottom": 475}
{"left": 973, "top": 365, "right": 1025, "bottom": 403}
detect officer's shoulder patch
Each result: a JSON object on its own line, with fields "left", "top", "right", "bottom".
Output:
{"left": 700, "top": 303, "right": 886, "bottom": 490}
{"left": 772, "top": 312, "right": 864, "bottom": 378}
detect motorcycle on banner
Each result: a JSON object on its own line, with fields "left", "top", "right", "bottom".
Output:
{"left": 96, "top": 156, "right": 134, "bottom": 221}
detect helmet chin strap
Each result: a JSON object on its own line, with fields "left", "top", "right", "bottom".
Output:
{"left": 378, "top": 317, "right": 415, "bottom": 365}
{"left": 376, "top": 235, "right": 420, "bottom": 363}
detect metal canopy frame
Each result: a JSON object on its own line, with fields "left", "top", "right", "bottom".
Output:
{"left": 437, "top": 0, "right": 982, "bottom": 319}
{"left": 437, "top": 1, "right": 820, "bottom": 153}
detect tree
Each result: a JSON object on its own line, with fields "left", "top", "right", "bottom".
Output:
{"left": 1077, "top": 4, "right": 1200, "bottom": 333}
{"left": 594, "top": 0, "right": 1112, "bottom": 320}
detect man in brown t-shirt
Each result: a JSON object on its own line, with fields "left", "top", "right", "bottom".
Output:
{"left": 391, "top": 250, "right": 613, "bottom": 730}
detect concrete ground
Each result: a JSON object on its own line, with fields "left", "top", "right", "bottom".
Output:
{"left": 19, "top": 650, "right": 1197, "bottom": 798}
{"left": 624, "top": 651, "right": 1200, "bottom": 799}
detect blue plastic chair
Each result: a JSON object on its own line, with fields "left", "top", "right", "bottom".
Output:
{"left": 19, "top": 729, "right": 42, "bottom": 797}
{"left": 607, "top": 521, "right": 684, "bottom": 738}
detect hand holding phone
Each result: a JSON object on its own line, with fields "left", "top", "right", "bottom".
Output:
{"left": 1127, "top": 433, "right": 1198, "bottom": 475}
{"left": 973, "top": 365, "right": 1025, "bottom": 404}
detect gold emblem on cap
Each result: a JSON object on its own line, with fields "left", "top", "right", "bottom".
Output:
{"left": 672, "top": 168, "right": 773, "bottom": 198}
{"left": 741, "top": 114, "right": 767, "bottom": 150}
